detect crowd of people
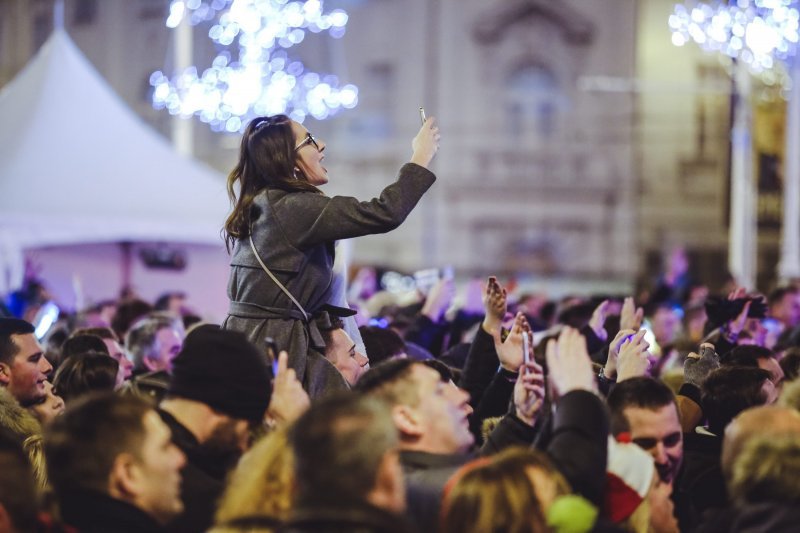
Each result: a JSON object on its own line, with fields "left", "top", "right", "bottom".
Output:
{"left": 3, "top": 114, "right": 800, "bottom": 533}
{"left": 2, "top": 267, "right": 800, "bottom": 532}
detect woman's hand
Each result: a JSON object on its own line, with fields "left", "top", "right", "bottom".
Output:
{"left": 410, "top": 117, "right": 440, "bottom": 168}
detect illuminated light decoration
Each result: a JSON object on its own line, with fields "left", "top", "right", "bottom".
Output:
{"left": 669, "top": 0, "right": 800, "bottom": 81}
{"left": 152, "top": 0, "right": 359, "bottom": 131}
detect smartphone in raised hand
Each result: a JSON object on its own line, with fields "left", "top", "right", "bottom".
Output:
{"left": 419, "top": 107, "right": 427, "bottom": 125}
{"left": 522, "top": 331, "right": 530, "bottom": 367}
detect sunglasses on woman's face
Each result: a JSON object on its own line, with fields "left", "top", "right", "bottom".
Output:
{"left": 295, "top": 132, "right": 320, "bottom": 152}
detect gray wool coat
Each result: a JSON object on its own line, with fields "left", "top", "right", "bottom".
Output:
{"left": 222, "top": 163, "right": 436, "bottom": 399}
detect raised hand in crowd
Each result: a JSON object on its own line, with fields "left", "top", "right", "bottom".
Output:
{"left": 616, "top": 329, "right": 651, "bottom": 382}
{"left": 683, "top": 342, "right": 719, "bottom": 388}
{"left": 421, "top": 277, "right": 455, "bottom": 323}
{"left": 513, "top": 361, "right": 545, "bottom": 427}
{"left": 602, "top": 328, "right": 637, "bottom": 381}
{"left": 265, "top": 351, "right": 310, "bottom": 428}
{"left": 546, "top": 327, "right": 597, "bottom": 398}
{"left": 620, "top": 296, "right": 644, "bottom": 331}
{"left": 481, "top": 275, "right": 507, "bottom": 336}
{"left": 722, "top": 287, "right": 751, "bottom": 343}
{"left": 495, "top": 312, "right": 532, "bottom": 373}
{"left": 588, "top": 299, "right": 611, "bottom": 342}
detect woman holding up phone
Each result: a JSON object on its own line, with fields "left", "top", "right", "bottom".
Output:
{"left": 221, "top": 113, "right": 440, "bottom": 398}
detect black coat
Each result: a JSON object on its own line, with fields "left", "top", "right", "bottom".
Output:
{"left": 223, "top": 163, "right": 436, "bottom": 399}
{"left": 159, "top": 409, "right": 237, "bottom": 533}
{"left": 674, "top": 431, "right": 726, "bottom": 532}
{"left": 59, "top": 489, "right": 166, "bottom": 533}
{"left": 282, "top": 503, "right": 412, "bottom": 533}
{"left": 400, "top": 450, "right": 470, "bottom": 533}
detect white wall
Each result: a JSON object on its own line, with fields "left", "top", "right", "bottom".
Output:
{"left": 26, "top": 242, "right": 231, "bottom": 322}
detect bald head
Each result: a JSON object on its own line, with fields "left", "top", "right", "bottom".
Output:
{"left": 722, "top": 405, "right": 800, "bottom": 482}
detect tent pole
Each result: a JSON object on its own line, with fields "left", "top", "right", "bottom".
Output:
{"left": 53, "top": 0, "right": 64, "bottom": 30}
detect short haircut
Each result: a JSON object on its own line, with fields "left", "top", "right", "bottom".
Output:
{"left": 353, "top": 358, "right": 421, "bottom": 407}
{"left": 45, "top": 393, "right": 151, "bottom": 495}
{"left": 423, "top": 359, "right": 454, "bottom": 383}
{"left": 61, "top": 334, "right": 109, "bottom": 361}
{"left": 289, "top": 393, "right": 397, "bottom": 507}
{"left": 0, "top": 427, "right": 38, "bottom": 532}
{"left": 0, "top": 318, "right": 35, "bottom": 365}
{"left": 319, "top": 317, "right": 345, "bottom": 352}
{"left": 729, "top": 436, "right": 800, "bottom": 504}
{"left": 71, "top": 327, "right": 119, "bottom": 343}
{"left": 111, "top": 299, "right": 154, "bottom": 339}
{"left": 607, "top": 377, "right": 676, "bottom": 436}
{"left": 722, "top": 345, "right": 774, "bottom": 368}
{"left": 52, "top": 351, "right": 119, "bottom": 403}
{"left": 359, "top": 326, "right": 405, "bottom": 365}
{"left": 125, "top": 314, "right": 179, "bottom": 371}
{"left": 768, "top": 286, "right": 799, "bottom": 307}
{"left": 703, "top": 367, "right": 772, "bottom": 436}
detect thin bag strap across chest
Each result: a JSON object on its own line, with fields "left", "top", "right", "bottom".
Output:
{"left": 248, "top": 234, "right": 309, "bottom": 322}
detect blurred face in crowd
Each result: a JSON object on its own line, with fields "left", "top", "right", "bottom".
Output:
{"left": 623, "top": 403, "right": 683, "bottom": 484}
{"left": 133, "top": 411, "right": 186, "bottom": 524}
{"left": 0, "top": 333, "right": 52, "bottom": 406}
{"left": 771, "top": 291, "right": 800, "bottom": 329}
{"left": 102, "top": 338, "right": 133, "bottom": 383}
{"left": 152, "top": 327, "right": 183, "bottom": 373}
{"left": 206, "top": 414, "right": 251, "bottom": 456}
{"left": 757, "top": 356, "right": 784, "bottom": 387}
{"left": 409, "top": 364, "right": 474, "bottom": 454}
{"left": 29, "top": 380, "right": 65, "bottom": 425}
{"left": 761, "top": 377, "right": 779, "bottom": 405}
{"left": 324, "top": 328, "right": 369, "bottom": 386}
{"left": 651, "top": 307, "right": 682, "bottom": 346}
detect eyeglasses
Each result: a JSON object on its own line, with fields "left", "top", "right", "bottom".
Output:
{"left": 295, "top": 132, "right": 320, "bottom": 152}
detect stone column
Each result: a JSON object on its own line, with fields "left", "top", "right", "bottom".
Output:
{"left": 779, "top": 58, "right": 800, "bottom": 282}
{"left": 172, "top": 15, "right": 194, "bottom": 157}
{"left": 729, "top": 60, "right": 757, "bottom": 290}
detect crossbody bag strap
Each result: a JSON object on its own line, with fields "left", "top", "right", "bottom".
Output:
{"left": 249, "top": 234, "right": 309, "bottom": 322}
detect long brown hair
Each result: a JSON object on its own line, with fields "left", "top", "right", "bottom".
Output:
{"left": 223, "top": 115, "right": 321, "bottom": 251}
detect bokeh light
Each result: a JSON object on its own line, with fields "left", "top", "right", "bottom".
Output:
{"left": 153, "top": 0, "right": 359, "bottom": 131}
{"left": 669, "top": 0, "right": 800, "bottom": 81}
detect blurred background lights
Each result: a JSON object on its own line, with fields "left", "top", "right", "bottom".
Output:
{"left": 153, "top": 0, "right": 359, "bottom": 131}
{"left": 669, "top": 0, "right": 800, "bottom": 80}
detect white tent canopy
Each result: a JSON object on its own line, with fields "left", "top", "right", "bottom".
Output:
{"left": 0, "top": 29, "right": 230, "bottom": 292}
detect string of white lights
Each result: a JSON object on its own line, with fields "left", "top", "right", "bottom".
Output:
{"left": 151, "top": 0, "right": 359, "bottom": 132}
{"left": 669, "top": 0, "right": 799, "bottom": 83}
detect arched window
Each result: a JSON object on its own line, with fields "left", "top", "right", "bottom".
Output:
{"left": 506, "top": 64, "right": 563, "bottom": 142}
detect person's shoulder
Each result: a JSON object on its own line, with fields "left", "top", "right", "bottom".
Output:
{"left": 274, "top": 189, "right": 329, "bottom": 212}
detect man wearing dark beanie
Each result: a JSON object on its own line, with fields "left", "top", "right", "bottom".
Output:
{"left": 158, "top": 325, "right": 272, "bottom": 533}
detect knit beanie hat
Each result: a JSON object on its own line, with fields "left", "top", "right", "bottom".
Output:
{"left": 168, "top": 325, "right": 272, "bottom": 424}
{"left": 604, "top": 437, "right": 655, "bottom": 523}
